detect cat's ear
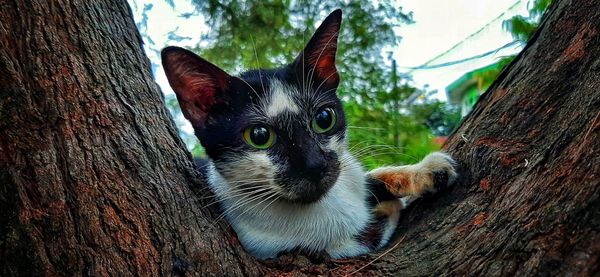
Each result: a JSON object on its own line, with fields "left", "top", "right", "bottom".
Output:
{"left": 161, "top": 46, "right": 233, "bottom": 129}
{"left": 293, "top": 9, "right": 342, "bottom": 89}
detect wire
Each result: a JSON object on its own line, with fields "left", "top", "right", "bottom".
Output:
{"left": 398, "top": 40, "right": 521, "bottom": 70}
{"left": 405, "top": 0, "right": 525, "bottom": 73}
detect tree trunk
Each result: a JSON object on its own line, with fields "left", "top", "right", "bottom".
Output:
{"left": 0, "top": 1, "right": 263, "bottom": 276}
{"left": 0, "top": 0, "right": 598, "bottom": 276}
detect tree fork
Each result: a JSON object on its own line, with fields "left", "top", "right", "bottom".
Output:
{"left": 0, "top": 0, "right": 598, "bottom": 276}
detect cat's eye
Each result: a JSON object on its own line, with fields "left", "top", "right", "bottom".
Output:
{"left": 312, "top": 107, "right": 337, "bottom": 133}
{"left": 243, "top": 125, "right": 276, "bottom": 149}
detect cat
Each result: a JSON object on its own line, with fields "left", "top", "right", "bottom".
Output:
{"left": 161, "top": 9, "right": 457, "bottom": 260}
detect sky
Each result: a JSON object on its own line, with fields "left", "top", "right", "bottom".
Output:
{"left": 393, "top": 0, "right": 528, "bottom": 98}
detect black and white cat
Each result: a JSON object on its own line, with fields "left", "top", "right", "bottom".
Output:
{"left": 162, "top": 9, "right": 457, "bottom": 260}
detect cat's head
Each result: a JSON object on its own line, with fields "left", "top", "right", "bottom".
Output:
{"left": 162, "top": 10, "right": 348, "bottom": 204}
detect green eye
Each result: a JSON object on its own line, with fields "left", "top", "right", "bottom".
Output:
{"left": 312, "top": 107, "right": 337, "bottom": 133}
{"left": 243, "top": 125, "right": 276, "bottom": 149}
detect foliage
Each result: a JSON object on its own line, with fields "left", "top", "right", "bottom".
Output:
{"left": 503, "top": 0, "right": 553, "bottom": 42}
{"left": 413, "top": 100, "right": 462, "bottom": 137}
{"left": 344, "top": 99, "right": 451, "bottom": 169}
{"left": 471, "top": 56, "right": 514, "bottom": 93}
{"left": 191, "top": 0, "right": 411, "bottom": 76}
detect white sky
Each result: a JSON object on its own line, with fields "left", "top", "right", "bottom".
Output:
{"left": 394, "top": 0, "right": 528, "bottom": 98}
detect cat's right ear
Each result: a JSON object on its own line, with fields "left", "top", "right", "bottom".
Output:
{"left": 161, "top": 46, "right": 232, "bottom": 129}
{"left": 292, "top": 9, "right": 342, "bottom": 90}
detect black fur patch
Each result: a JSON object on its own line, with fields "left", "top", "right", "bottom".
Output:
{"left": 354, "top": 177, "right": 400, "bottom": 249}
{"left": 365, "top": 177, "right": 398, "bottom": 208}
{"left": 433, "top": 170, "right": 450, "bottom": 190}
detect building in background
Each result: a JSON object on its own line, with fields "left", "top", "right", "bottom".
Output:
{"left": 445, "top": 62, "right": 505, "bottom": 116}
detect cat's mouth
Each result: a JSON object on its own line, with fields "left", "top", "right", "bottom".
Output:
{"left": 276, "top": 162, "right": 341, "bottom": 204}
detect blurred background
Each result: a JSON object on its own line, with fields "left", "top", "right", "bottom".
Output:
{"left": 127, "top": 0, "right": 550, "bottom": 169}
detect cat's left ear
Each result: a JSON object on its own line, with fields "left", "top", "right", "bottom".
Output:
{"left": 161, "top": 46, "right": 236, "bottom": 129}
{"left": 293, "top": 9, "right": 342, "bottom": 90}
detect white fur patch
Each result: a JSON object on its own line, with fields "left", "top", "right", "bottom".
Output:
{"left": 265, "top": 79, "right": 300, "bottom": 117}
{"left": 378, "top": 204, "right": 401, "bottom": 249}
{"left": 326, "top": 134, "right": 345, "bottom": 154}
{"left": 208, "top": 152, "right": 279, "bottom": 207}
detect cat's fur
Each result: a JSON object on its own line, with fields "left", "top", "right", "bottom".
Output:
{"left": 162, "top": 9, "right": 457, "bottom": 259}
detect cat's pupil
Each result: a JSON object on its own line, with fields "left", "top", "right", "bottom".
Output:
{"left": 251, "top": 126, "right": 270, "bottom": 145}
{"left": 316, "top": 109, "right": 333, "bottom": 129}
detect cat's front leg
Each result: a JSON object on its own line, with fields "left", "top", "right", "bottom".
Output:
{"left": 368, "top": 152, "right": 458, "bottom": 198}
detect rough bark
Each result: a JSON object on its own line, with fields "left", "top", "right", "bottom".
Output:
{"left": 0, "top": 1, "right": 263, "bottom": 276}
{"left": 0, "top": 0, "right": 598, "bottom": 276}
{"left": 341, "top": 0, "right": 600, "bottom": 275}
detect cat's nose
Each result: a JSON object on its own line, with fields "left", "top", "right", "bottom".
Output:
{"left": 304, "top": 154, "right": 327, "bottom": 180}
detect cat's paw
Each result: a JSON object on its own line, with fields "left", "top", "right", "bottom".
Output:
{"left": 368, "top": 152, "right": 458, "bottom": 198}
{"left": 418, "top": 152, "right": 458, "bottom": 195}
